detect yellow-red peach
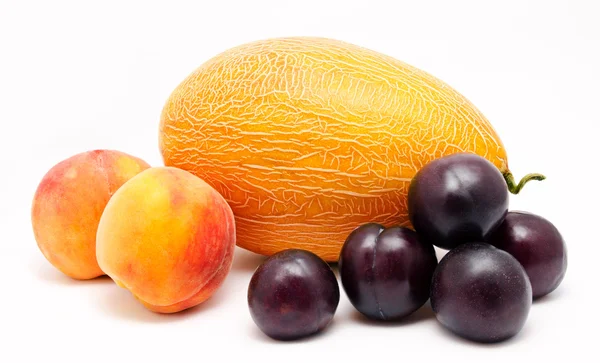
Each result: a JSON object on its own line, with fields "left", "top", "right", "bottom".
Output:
{"left": 31, "top": 150, "right": 151, "bottom": 279}
{"left": 96, "top": 166, "right": 236, "bottom": 313}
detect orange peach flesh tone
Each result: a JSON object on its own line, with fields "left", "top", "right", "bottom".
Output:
{"left": 31, "top": 150, "right": 151, "bottom": 280}
{"left": 96, "top": 167, "right": 236, "bottom": 313}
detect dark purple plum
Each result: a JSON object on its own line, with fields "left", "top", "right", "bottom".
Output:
{"left": 338, "top": 223, "right": 438, "bottom": 321}
{"left": 430, "top": 242, "right": 532, "bottom": 343}
{"left": 487, "top": 211, "right": 567, "bottom": 299}
{"left": 408, "top": 153, "right": 509, "bottom": 249}
{"left": 247, "top": 249, "right": 339, "bottom": 341}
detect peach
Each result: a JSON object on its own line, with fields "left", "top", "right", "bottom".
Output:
{"left": 96, "top": 167, "right": 236, "bottom": 313}
{"left": 31, "top": 150, "right": 151, "bottom": 279}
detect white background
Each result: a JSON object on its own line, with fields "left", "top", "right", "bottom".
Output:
{"left": 1, "top": 0, "right": 598, "bottom": 361}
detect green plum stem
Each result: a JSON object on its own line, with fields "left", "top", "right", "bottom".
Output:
{"left": 503, "top": 172, "right": 546, "bottom": 194}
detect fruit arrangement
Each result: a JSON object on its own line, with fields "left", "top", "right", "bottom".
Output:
{"left": 31, "top": 37, "right": 566, "bottom": 344}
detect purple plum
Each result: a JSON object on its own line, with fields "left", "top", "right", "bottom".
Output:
{"left": 430, "top": 242, "right": 532, "bottom": 343}
{"left": 247, "top": 249, "right": 339, "bottom": 341}
{"left": 408, "top": 153, "right": 509, "bottom": 249}
{"left": 338, "top": 223, "right": 438, "bottom": 321}
{"left": 488, "top": 211, "right": 567, "bottom": 299}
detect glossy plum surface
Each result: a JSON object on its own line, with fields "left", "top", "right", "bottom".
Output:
{"left": 247, "top": 249, "right": 340, "bottom": 341}
{"left": 488, "top": 211, "right": 567, "bottom": 299}
{"left": 430, "top": 243, "right": 532, "bottom": 343}
{"left": 339, "top": 223, "right": 438, "bottom": 321}
{"left": 408, "top": 153, "right": 509, "bottom": 249}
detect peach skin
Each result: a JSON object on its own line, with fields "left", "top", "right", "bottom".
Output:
{"left": 95, "top": 166, "right": 236, "bottom": 313}
{"left": 31, "top": 150, "right": 151, "bottom": 279}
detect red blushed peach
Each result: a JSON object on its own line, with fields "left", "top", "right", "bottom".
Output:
{"left": 31, "top": 150, "right": 151, "bottom": 279}
{"left": 95, "top": 167, "right": 236, "bottom": 313}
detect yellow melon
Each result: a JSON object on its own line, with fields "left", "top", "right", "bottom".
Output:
{"left": 159, "top": 37, "right": 542, "bottom": 261}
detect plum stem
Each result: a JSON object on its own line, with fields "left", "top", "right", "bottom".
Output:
{"left": 503, "top": 172, "right": 546, "bottom": 194}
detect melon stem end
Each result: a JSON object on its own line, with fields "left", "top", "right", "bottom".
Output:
{"left": 503, "top": 172, "right": 546, "bottom": 194}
